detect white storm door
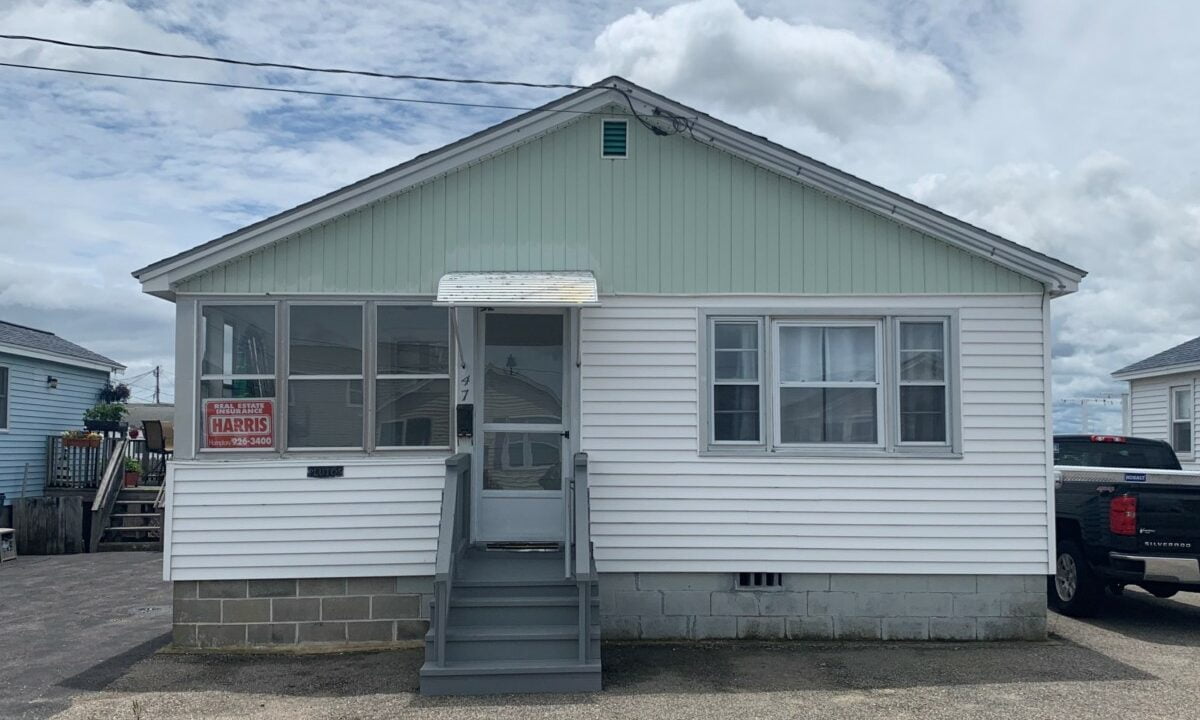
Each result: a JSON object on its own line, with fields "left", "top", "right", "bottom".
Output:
{"left": 473, "top": 310, "right": 568, "bottom": 542}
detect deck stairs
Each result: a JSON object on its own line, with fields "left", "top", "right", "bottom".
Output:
{"left": 98, "top": 486, "right": 163, "bottom": 551}
{"left": 420, "top": 547, "right": 600, "bottom": 695}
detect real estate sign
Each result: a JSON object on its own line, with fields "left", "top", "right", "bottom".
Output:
{"left": 204, "top": 399, "right": 274, "bottom": 449}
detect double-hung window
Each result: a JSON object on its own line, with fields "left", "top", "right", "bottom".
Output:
{"left": 287, "top": 304, "right": 365, "bottom": 450}
{"left": 199, "top": 304, "right": 277, "bottom": 449}
{"left": 375, "top": 305, "right": 452, "bottom": 448}
{"left": 704, "top": 311, "right": 956, "bottom": 455}
{"left": 710, "top": 318, "right": 763, "bottom": 444}
{"left": 775, "top": 322, "right": 881, "bottom": 446}
{"left": 1171, "top": 385, "right": 1193, "bottom": 456}
{"left": 0, "top": 366, "right": 9, "bottom": 431}
{"left": 898, "top": 320, "right": 949, "bottom": 444}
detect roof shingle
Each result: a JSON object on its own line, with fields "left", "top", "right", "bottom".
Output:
{"left": 0, "top": 321, "right": 123, "bottom": 370}
{"left": 1113, "top": 335, "right": 1200, "bottom": 377}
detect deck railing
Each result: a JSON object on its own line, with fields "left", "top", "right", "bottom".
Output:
{"left": 46, "top": 437, "right": 170, "bottom": 490}
{"left": 431, "top": 452, "right": 471, "bottom": 667}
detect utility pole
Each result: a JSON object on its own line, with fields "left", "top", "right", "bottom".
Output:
{"left": 153, "top": 365, "right": 161, "bottom": 404}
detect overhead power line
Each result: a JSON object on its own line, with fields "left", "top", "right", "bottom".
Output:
{"left": 0, "top": 61, "right": 618, "bottom": 115}
{"left": 0, "top": 34, "right": 696, "bottom": 134}
{"left": 0, "top": 34, "right": 587, "bottom": 90}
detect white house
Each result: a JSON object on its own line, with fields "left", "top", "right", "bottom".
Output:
{"left": 133, "top": 77, "right": 1085, "bottom": 694}
{"left": 1114, "top": 336, "right": 1200, "bottom": 469}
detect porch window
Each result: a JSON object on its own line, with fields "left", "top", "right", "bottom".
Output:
{"left": 710, "top": 319, "right": 762, "bottom": 444}
{"left": 375, "top": 305, "right": 451, "bottom": 448}
{"left": 287, "top": 304, "right": 364, "bottom": 449}
{"left": 898, "top": 320, "right": 948, "bottom": 444}
{"left": 199, "top": 304, "right": 276, "bottom": 449}
{"left": 1171, "top": 386, "right": 1193, "bottom": 455}
{"left": 775, "top": 322, "right": 881, "bottom": 445}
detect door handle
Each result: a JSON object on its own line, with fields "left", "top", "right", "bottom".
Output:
{"left": 561, "top": 430, "right": 570, "bottom": 439}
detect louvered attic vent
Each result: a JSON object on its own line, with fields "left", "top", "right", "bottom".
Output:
{"left": 601, "top": 119, "right": 628, "bottom": 158}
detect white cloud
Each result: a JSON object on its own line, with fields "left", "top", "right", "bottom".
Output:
{"left": 574, "top": 0, "right": 959, "bottom": 139}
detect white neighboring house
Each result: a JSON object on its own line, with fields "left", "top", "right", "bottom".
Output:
{"left": 132, "top": 77, "right": 1086, "bottom": 688}
{"left": 1114, "top": 336, "right": 1200, "bottom": 469}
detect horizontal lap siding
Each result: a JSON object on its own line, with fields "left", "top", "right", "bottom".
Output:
{"left": 0, "top": 354, "right": 110, "bottom": 502}
{"left": 580, "top": 295, "right": 1049, "bottom": 575}
{"left": 168, "top": 458, "right": 446, "bottom": 580}
{"left": 1129, "top": 373, "right": 1200, "bottom": 469}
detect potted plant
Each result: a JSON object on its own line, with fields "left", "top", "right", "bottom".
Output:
{"left": 98, "top": 382, "right": 132, "bottom": 404}
{"left": 61, "top": 430, "right": 102, "bottom": 448}
{"left": 83, "top": 403, "right": 128, "bottom": 433}
{"left": 123, "top": 458, "right": 142, "bottom": 488}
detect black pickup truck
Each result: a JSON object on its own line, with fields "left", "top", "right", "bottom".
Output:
{"left": 1052, "top": 434, "right": 1200, "bottom": 616}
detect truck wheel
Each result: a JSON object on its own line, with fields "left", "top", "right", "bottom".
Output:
{"left": 1140, "top": 583, "right": 1179, "bottom": 599}
{"left": 1049, "top": 540, "right": 1103, "bottom": 617}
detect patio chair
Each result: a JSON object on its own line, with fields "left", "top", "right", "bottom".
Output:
{"left": 142, "top": 420, "right": 174, "bottom": 485}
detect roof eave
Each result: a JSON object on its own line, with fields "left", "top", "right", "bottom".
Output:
{"left": 0, "top": 343, "right": 124, "bottom": 373}
{"left": 1112, "top": 362, "right": 1200, "bottom": 381}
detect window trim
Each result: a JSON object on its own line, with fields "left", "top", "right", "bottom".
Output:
{"left": 1170, "top": 383, "right": 1193, "bottom": 459}
{"left": 708, "top": 316, "right": 765, "bottom": 447}
{"left": 700, "top": 307, "right": 961, "bottom": 458}
{"left": 895, "top": 317, "right": 951, "bottom": 448}
{"left": 771, "top": 318, "right": 884, "bottom": 449}
{"left": 195, "top": 298, "right": 455, "bottom": 457}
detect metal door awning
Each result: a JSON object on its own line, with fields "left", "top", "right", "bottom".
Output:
{"left": 436, "top": 271, "right": 599, "bottom": 306}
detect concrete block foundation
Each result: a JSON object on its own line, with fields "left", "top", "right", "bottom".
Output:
{"left": 599, "top": 573, "right": 1047, "bottom": 641}
{"left": 172, "top": 576, "right": 433, "bottom": 648}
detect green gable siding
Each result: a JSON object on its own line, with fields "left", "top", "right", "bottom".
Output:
{"left": 177, "top": 111, "right": 1043, "bottom": 295}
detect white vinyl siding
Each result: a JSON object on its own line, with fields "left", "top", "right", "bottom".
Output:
{"left": 1129, "top": 373, "right": 1200, "bottom": 469}
{"left": 580, "top": 294, "right": 1050, "bottom": 575}
{"left": 164, "top": 457, "right": 446, "bottom": 580}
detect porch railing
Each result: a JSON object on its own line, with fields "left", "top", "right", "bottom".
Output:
{"left": 46, "top": 436, "right": 169, "bottom": 491}
{"left": 430, "top": 452, "right": 471, "bottom": 667}
{"left": 89, "top": 438, "right": 129, "bottom": 552}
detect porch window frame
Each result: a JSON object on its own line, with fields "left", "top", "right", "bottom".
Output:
{"left": 193, "top": 296, "right": 454, "bottom": 457}
{"left": 699, "top": 307, "right": 961, "bottom": 458}
{"left": 196, "top": 300, "right": 281, "bottom": 454}
{"left": 1170, "top": 383, "right": 1194, "bottom": 459}
{"left": 285, "top": 300, "right": 368, "bottom": 452}
{"left": 372, "top": 302, "right": 455, "bottom": 452}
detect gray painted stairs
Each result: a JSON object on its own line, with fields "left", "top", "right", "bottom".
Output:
{"left": 420, "top": 547, "right": 601, "bottom": 695}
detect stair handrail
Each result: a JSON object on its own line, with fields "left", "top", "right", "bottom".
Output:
{"left": 572, "top": 452, "right": 591, "bottom": 582}
{"left": 89, "top": 438, "right": 129, "bottom": 552}
{"left": 572, "top": 452, "right": 592, "bottom": 664}
{"left": 433, "top": 452, "right": 471, "bottom": 667}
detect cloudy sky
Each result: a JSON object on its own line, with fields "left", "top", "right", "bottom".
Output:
{"left": 1, "top": 0, "right": 1197, "bottom": 430}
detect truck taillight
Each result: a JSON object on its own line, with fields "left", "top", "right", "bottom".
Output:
{"left": 1109, "top": 495, "right": 1137, "bottom": 536}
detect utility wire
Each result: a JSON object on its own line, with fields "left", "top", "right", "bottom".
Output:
{"left": 0, "top": 34, "right": 587, "bottom": 90}
{"left": 0, "top": 34, "right": 696, "bottom": 134}
{"left": 0, "top": 61, "right": 629, "bottom": 116}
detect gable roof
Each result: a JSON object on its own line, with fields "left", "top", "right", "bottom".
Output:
{"left": 1112, "top": 335, "right": 1200, "bottom": 380}
{"left": 0, "top": 321, "right": 123, "bottom": 372}
{"left": 133, "top": 76, "right": 1086, "bottom": 299}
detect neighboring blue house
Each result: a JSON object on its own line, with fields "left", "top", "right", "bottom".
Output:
{"left": 0, "top": 321, "right": 124, "bottom": 506}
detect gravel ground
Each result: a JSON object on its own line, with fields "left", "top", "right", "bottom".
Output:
{"left": 28, "top": 584, "right": 1200, "bottom": 720}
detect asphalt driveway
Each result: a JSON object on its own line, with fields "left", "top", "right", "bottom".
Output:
{"left": 0, "top": 552, "right": 170, "bottom": 720}
{"left": 5, "top": 552, "right": 1200, "bottom": 719}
